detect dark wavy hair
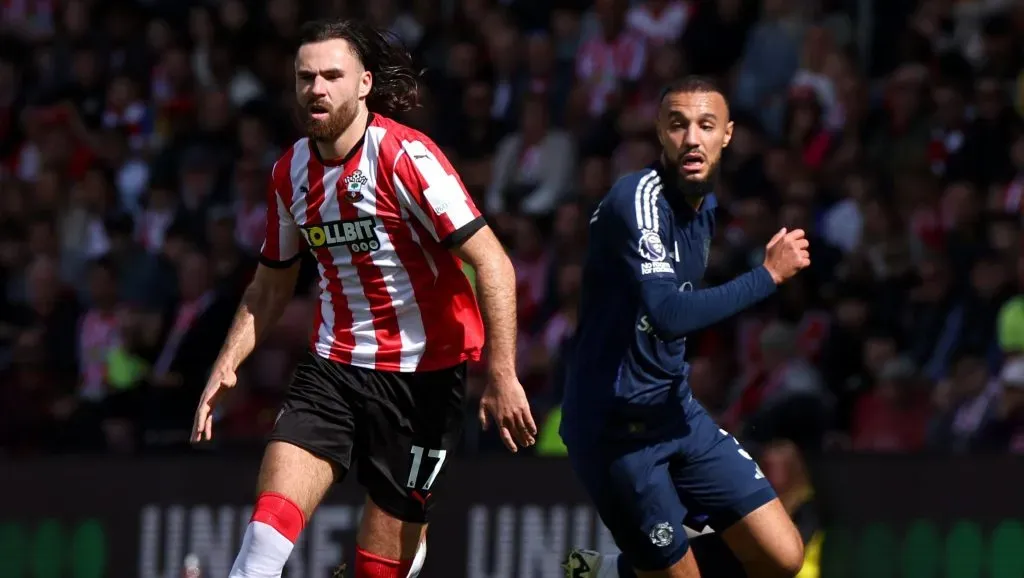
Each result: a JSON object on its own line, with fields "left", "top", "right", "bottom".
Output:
{"left": 297, "top": 19, "right": 420, "bottom": 115}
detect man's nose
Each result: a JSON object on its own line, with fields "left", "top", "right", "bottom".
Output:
{"left": 683, "top": 127, "right": 700, "bottom": 148}
{"left": 311, "top": 76, "right": 328, "bottom": 95}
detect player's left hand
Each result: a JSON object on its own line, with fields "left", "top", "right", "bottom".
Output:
{"left": 478, "top": 376, "right": 537, "bottom": 453}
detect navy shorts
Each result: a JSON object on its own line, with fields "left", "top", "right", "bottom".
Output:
{"left": 565, "top": 398, "right": 776, "bottom": 572}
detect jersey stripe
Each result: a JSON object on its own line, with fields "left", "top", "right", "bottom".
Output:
{"left": 262, "top": 148, "right": 296, "bottom": 262}
{"left": 369, "top": 128, "right": 431, "bottom": 371}
{"left": 392, "top": 159, "right": 439, "bottom": 242}
{"left": 392, "top": 150, "right": 477, "bottom": 368}
{"left": 393, "top": 140, "right": 480, "bottom": 243}
{"left": 263, "top": 160, "right": 281, "bottom": 259}
{"left": 299, "top": 144, "right": 329, "bottom": 355}
{"left": 649, "top": 180, "right": 663, "bottom": 234}
{"left": 321, "top": 162, "right": 378, "bottom": 364}
{"left": 402, "top": 139, "right": 476, "bottom": 233}
{"left": 633, "top": 170, "right": 659, "bottom": 231}
{"left": 342, "top": 127, "right": 402, "bottom": 370}
{"left": 301, "top": 146, "right": 342, "bottom": 363}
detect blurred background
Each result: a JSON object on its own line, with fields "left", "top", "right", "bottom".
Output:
{"left": 1, "top": 0, "right": 1023, "bottom": 576}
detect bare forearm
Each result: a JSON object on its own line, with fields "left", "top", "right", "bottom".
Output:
{"left": 473, "top": 254, "right": 518, "bottom": 378}
{"left": 216, "top": 281, "right": 292, "bottom": 370}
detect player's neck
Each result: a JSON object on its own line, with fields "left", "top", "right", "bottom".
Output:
{"left": 315, "top": 107, "right": 370, "bottom": 162}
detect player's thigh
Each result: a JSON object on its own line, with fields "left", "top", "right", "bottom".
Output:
{"left": 355, "top": 363, "right": 467, "bottom": 527}
{"left": 687, "top": 533, "right": 748, "bottom": 578}
{"left": 567, "top": 442, "right": 693, "bottom": 573}
{"left": 671, "top": 408, "right": 776, "bottom": 532}
{"left": 263, "top": 351, "right": 359, "bottom": 516}
{"left": 671, "top": 409, "right": 801, "bottom": 577}
{"left": 720, "top": 499, "right": 804, "bottom": 578}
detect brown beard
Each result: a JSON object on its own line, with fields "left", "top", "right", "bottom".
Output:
{"left": 304, "top": 98, "right": 359, "bottom": 142}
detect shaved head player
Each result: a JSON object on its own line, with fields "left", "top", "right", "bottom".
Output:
{"left": 560, "top": 76, "right": 810, "bottom": 578}
{"left": 190, "top": 19, "right": 536, "bottom": 578}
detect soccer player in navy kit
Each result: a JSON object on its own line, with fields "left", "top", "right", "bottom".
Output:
{"left": 560, "top": 76, "right": 810, "bottom": 578}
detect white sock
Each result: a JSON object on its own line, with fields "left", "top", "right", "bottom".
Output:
{"left": 406, "top": 540, "right": 427, "bottom": 577}
{"left": 228, "top": 521, "right": 296, "bottom": 578}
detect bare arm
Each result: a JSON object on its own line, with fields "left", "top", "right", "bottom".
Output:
{"left": 214, "top": 262, "right": 301, "bottom": 371}
{"left": 451, "top": 225, "right": 518, "bottom": 380}
{"left": 390, "top": 137, "right": 535, "bottom": 451}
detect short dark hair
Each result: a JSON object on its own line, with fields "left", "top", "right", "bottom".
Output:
{"left": 297, "top": 19, "right": 420, "bottom": 115}
{"left": 659, "top": 75, "right": 729, "bottom": 107}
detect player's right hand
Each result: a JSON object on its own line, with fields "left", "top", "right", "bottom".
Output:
{"left": 478, "top": 376, "right": 538, "bottom": 453}
{"left": 763, "top": 227, "right": 811, "bottom": 284}
{"left": 191, "top": 365, "right": 238, "bottom": 443}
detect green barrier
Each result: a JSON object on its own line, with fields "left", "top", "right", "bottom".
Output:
{"left": 31, "top": 520, "right": 62, "bottom": 578}
{"left": 0, "top": 520, "right": 106, "bottom": 578}
{"left": 990, "top": 520, "right": 1024, "bottom": 578}
{"left": 70, "top": 520, "right": 105, "bottom": 578}
{"left": 946, "top": 521, "right": 983, "bottom": 578}
{"left": 817, "top": 519, "right": 1024, "bottom": 578}
{"left": 0, "top": 522, "right": 26, "bottom": 578}
{"left": 902, "top": 520, "right": 940, "bottom": 578}
{"left": 858, "top": 523, "right": 897, "bottom": 578}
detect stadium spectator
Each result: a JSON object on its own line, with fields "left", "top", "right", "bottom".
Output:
{"left": 974, "top": 358, "right": 1024, "bottom": 452}
{"left": 0, "top": 0, "right": 1020, "bottom": 459}
{"left": 485, "top": 93, "right": 576, "bottom": 215}
{"left": 850, "top": 356, "right": 932, "bottom": 451}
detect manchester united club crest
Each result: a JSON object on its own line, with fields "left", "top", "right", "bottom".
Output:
{"left": 343, "top": 170, "right": 367, "bottom": 202}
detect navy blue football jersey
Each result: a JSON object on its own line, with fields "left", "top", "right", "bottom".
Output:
{"left": 560, "top": 164, "right": 777, "bottom": 441}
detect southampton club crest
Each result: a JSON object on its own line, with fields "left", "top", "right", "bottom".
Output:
{"left": 344, "top": 170, "right": 368, "bottom": 202}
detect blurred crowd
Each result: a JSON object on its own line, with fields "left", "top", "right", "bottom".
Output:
{"left": 1, "top": 0, "right": 1023, "bottom": 457}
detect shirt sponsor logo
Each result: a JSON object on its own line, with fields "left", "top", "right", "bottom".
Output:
{"left": 300, "top": 218, "right": 380, "bottom": 253}
{"left": 637, "top": 314, "right": 654, "bottom": 335}
{"left": 638, "top": 230, "right": 667, "bottom": 262}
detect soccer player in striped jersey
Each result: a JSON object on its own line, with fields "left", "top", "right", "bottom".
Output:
{"left": 190, "top": 19, "right": 536, "bottom": 578}
{"left": 560, "top": 77, "right": 809, "bottom": 578}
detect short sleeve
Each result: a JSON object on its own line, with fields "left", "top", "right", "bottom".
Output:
{"left": 259, "top": 159, "right": 302, "bottom": 268}
{"left": 393, "top": 139, "right": 485, "bottom": 247}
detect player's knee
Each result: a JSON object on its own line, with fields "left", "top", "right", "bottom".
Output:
{"left": 358, "top": 496, "right": 426, "bottom": 560}
{"left": 256, "top": 441, "right": 336, "bottom": 517}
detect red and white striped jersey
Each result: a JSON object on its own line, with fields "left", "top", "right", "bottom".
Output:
{"left": 260, "top": 114, "right": 485, "bottom": 372}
